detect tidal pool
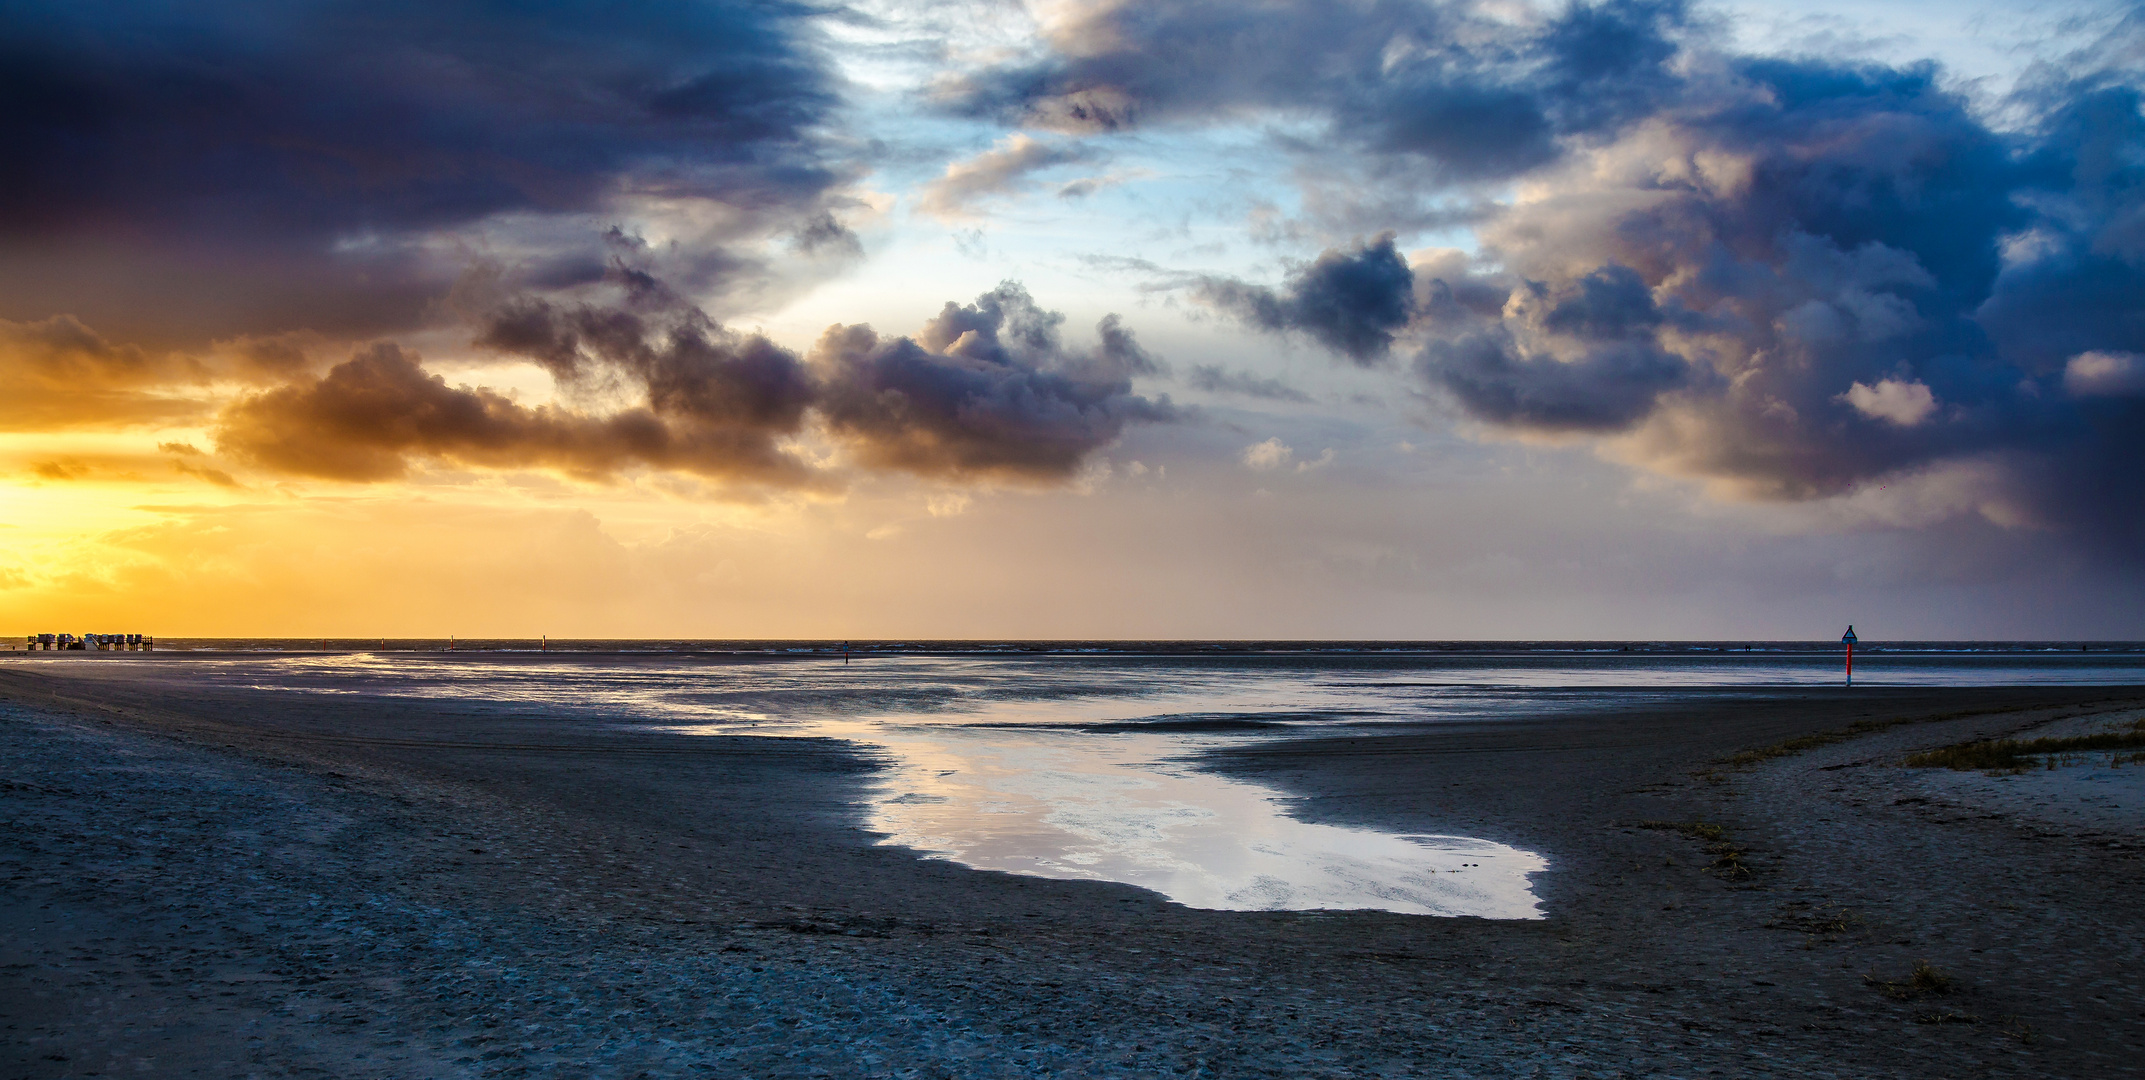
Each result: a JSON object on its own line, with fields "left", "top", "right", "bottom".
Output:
{"left": 796, "top": 676, "right": 1548, "bottom": 918}
{"left": 826, "top": 719, "right": 1547, "bottom": 917}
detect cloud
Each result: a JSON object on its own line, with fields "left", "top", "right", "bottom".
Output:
{"left": 172, "top": 460, "right": 243, "bottom": 488}
{"left": 30, "top": 459, "right": 91, "bottom": 482}
{"left": 214, "top": 342, "right": 820, "bottom": 486}
{"left": 1420, "top": 330, "right": 1690, "bottom": 434}
{"left": 792, "top": 212, "right": 866, "bottom": 258}
{"left": 208, "top": 276, "right": 1176, "bottom": 489}
{"left": 926, "top": 492, "right": 974, "bottom": 517}
{"left": 0, "top": 316, "right": 211, "bottom": 430}
{"left": 2065, "top": 351, "right": 2145, "bottom": 398}
{"left": 936, "top": 0, "right": 1692, "bottom": 182}
{"left": 1056, "top": 176, "right": 1108, "bottom": 199}
{"left": 19, "top": 448, "right": 236, "bottom": 487}
{"left": 812, "top": 284, "right": 1176, "bottom": 481}
{"left": 474, "top": 268, "right": 818, "bottom": 435}
{"left": 1186, "top": 30, "right": 2145, "bottom": 549}
{"left": 1413, "top": 55, "right": 2145, "bottom": 543}
{"left": 1198, "top": 234, "right": 1416, "bottom": 363}
{"left": 0, "top": 0, "right": 849, "bottom": 346}
{"left": 11, "top": 0, "right": 2145, "bottom": 561}
{"left": 1186, "top": 365, "right": 1314, "bottom": 403}
{"left": 1242, "top": 438, "right": 1293, "bottom": 471}
{"left": 207, "top": 260, "right": 833, "bottom": 486}
{"left": 1841, "top": 379, "right": 1939, "bottom": 426}
{"left": 916, "top": 135, "right": 1097, "bottom": 220}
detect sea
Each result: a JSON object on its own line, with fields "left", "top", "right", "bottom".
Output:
{"left": 21, "top": 640, "right": 2145, "bottom": 918}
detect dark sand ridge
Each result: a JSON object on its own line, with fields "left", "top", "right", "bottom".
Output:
{"left": 3, "top": 658, "right": 2143, "bottom": 1078}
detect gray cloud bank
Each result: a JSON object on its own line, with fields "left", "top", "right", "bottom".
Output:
{"left": 938, "top": 0, "right": 1690, "bottom": 177}
{"left": 1042, "top": 2, "right": 2145, "bottom": 551}
{"left": 812, "top": 285, "right": 1176, "bottom": 478}
{"left": 213, "top": 277, "right": 1174, "bottom": 487}
{"left": 0, "top": 0, "right": 1174, "bottom": 493}
{"left": 0, "top": 0, "right": 851, "bottom": 346}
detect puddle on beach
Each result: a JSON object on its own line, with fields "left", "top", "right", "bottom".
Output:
{"left": 741, "top": 675, "right": 1548, "bottom": 918}
{"left": 809, "top": 715, "right": 1547, "bottom": 919}
{"left": 667, "top": 675, "right": 1554, "bottom": 919}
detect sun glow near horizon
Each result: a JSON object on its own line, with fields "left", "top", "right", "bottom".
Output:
{"left": 3, "top": 0, "right": 2143, "bottom": 640}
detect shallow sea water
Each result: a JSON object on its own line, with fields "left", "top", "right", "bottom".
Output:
{"left": 26, "top": 645, "right": 2145, "bottom": 918}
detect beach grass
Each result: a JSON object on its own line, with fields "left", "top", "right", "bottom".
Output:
{"left": 1865, "top": 961, "right": 1957, "bottom": 1001}
{"left": 1902, "top": 718, "right": 2145, "bottom": 773}
{"left": 1638, "top": 820, "right": 1754, "bottom": 879}
{"left": 1718, "top": 705, "right": 2031, "bottom": 769}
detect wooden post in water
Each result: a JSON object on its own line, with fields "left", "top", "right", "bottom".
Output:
{"left": 1842, "top": 625, "right": 1858, "bottom": 686}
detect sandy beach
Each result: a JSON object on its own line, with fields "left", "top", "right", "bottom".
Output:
{"left": 4, "top": 659, "right": 2144, "bottom": 1078}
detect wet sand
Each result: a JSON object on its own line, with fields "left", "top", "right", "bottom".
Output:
{"left": 3, "top": 660, "right": 2144, "bottom": 1078}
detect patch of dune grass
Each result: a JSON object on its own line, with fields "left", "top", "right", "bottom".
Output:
{"left": 1723, "top": 721, "right": 1896, "bottom": 767}
{"left": 1638, "top": 820, "right": 1754, "bottom": 879}
{"left": 1903, "top": 718, "right": 2145, "bottom": 773}
{"left": 1720, "top": 705, "right": 2034, "bottom": 769}
{"left": 1865, "top": 960, "right": 1957, "bottom": 1001}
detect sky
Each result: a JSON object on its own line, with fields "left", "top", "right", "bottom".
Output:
{"left": 2, "top": 0, "right": 2142, "bottom": 640}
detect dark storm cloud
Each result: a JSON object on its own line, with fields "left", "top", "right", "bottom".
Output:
{"left": 237, "top": 270, "right": 769, "bottom": 483}
{"left": 812, "top": 284, "right": 1177, "bottom": 481}
{"left": 1419, "top": 333, "right": 1689, "bottom": 433}
{"left": 1408, "top": 262, "right": 1691, "bottom": 432}
{"left": 1537, "top": 265, "right": 1664, "bottom": 341}
{"left": 215, "top": 342, "right": 819, "bottom": 485}
{"left": 0, "top": 0, "right": 846, "bottom": 345}
{"left": 1976, "top": 78, "right": 2145, "bottom": 371}
{"left": 1198, "top": 235, "right": 1416, "bottom": 364}
{"left": 1484, "top": 56, "right": 2136, "bottom": 532}
{"left": 1146, "top": 6, "right": 2145, "bottom": 549}
{"left": 474, "top": 269, "right": 817, "bottom": 436}
{"left": 1448, "top": 48, "right": 2145, "bottom": 547}
{"left": 1378, "top": 63, "right": 2038, "bottom": 473}
{"left": 939, "top": 0, "right": 1691, "bottom": 181}
{"left": 210, "top": 277, "right": 1175, "bottom": 487}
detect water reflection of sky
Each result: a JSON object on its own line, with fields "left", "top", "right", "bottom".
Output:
{"left": 805, "top": 710, "right": 1547, "bottom": 918}
{"left": 34, "top": 649, "right": 2145, "bottom": 918}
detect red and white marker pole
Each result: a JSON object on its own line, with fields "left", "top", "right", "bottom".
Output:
{"left": 1841, "top": 625, "right": 1858, "bottom": 686}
